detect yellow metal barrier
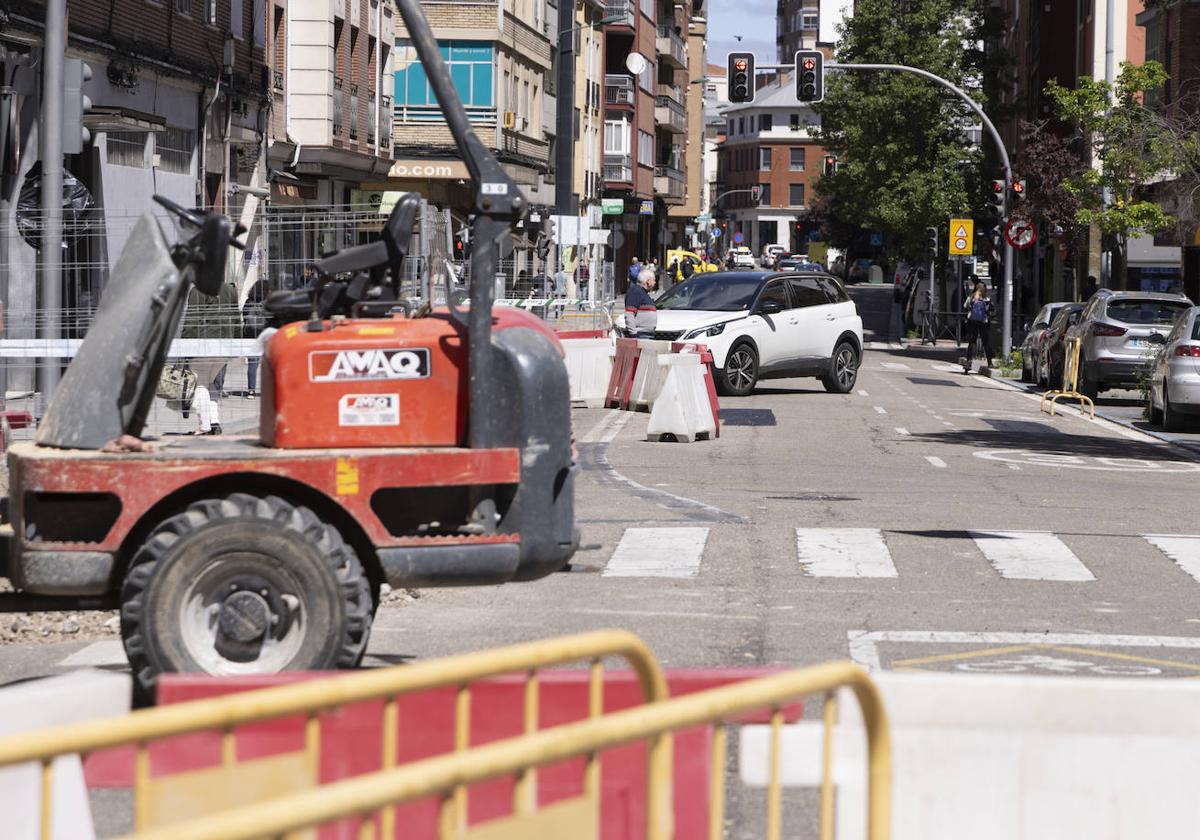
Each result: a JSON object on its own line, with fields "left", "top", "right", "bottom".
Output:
{"left": 1041, "top": 337, "right": 1095, "bottom": 418}
{"left": 0, "top": 630, "right": 668, "bottom": 839}
{"left": 123, "top": 661, "right": 891, "bottom": 840}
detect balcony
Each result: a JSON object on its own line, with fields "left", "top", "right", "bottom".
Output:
{"left": 657, "top": 83, "right": 683, "bottom": 104}
{"left": 654, "top": 96, "right": 686, "bottom": 133}
{"left": 394, "top": 103, "right": 498, "bottom": 125}
{"left": 656, "top": 25, "right": 687, "bottom": 69}
{"left": 604, "top": 0, "right": 635, "bottom": 26}
{"left": 654, "top": 164, "right": 685, "bottom": 201}
{"left": 604, "top": 153, "right": 633, "bottom": 182}
{"left": 605, "top": 75, "right": 635, "bottom": 107}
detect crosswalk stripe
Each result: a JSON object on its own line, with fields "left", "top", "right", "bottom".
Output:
{"left": 969, "top": 530, "right": 1095, "bottom": 582}
{"left": 603, "top": 527, "right": 709, "bottom": 577}
{"left": 796, "top": 528, "right": 898, "bottom": 578}
{"left": 880, "top": 362, "right": 911, "bottom": 370}
{"left": 1144, "top": 535, "right": 1200, "bottom": 584}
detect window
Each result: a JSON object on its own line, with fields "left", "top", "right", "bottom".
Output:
{"left": 738, "top": 117, "right": 744, "bottom": 134}
{"left": 639, "top": 58, "right": 654, "bottom": 94}
{"left": 637, "top": 130, "right": 653, "bottom": 167}
{"left": 759, "top": 147, "right": 771, "bottom": 170}
{"left": 758, "top": 183, "right": 770, "bottom": 204}
{"left": 801, "top": 12, "right": 818, "bottom": 29}
{"left": 757, "top": 280, "right": 789, "bottom": 311}
{"left": 789, "top": 113, "right": 800, "bottom": 130}
{"left": 817, "top": 277, "right": 849, "bottom": 303}
{"left": 156, "top": 127, "right": 194, "bottom": 174}
{"left": 207, "top": 0, "right": 217, "bottom": 25}
{"left": 107, "top": 132, "right": 149, "bottom": 168}
{"left": 394, "top": 40, "right": 495, "bottom": 112}
{"left": 789, "top": 183, "right": 805, "bottom": 206}
{"left": 760, "top": 114, "right": 772, "bottom": 131}
{"left": 604, "top": 114, "right": 630, "bottom": 153}
{"left": 789, "top": 147, "right": 805, "bottom": 170}
{"left": 522, "top": 81, "right": 530, "bottom": 122}
{"left": 177, "top": 0, "right": 191, "bottom": 14}
{"left": 787, "top": 276, "right": 829, "bottom": 308}
{"left": 253, "top": 0, "right": 266, "bottom": 46}
{"left": 232, "top": 0, "right": 243, "bottom": 39}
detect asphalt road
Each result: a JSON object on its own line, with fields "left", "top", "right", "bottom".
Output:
{"left": 13, "top": 289, "right": 1200, "bottom": 687}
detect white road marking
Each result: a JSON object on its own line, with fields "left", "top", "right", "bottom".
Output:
{"left": 856, "top": 389, "right": 870, "bottom": 397}
{"left": 873, "top": 406, "right": 887, "bottom": 414}
{"left": 941, "top": 421, "right": 954, "bottom": 427}
{"left": 969, "top": 530, "right": 1095, "bottom": 582}
{"left": 971, "top": 375, "right": 1166, "bottom": 443}
{"left": 880, "top": 362, "right": 910, "bottom": 370}
{"left": 1007, "top": 464, "right": 1022, "bottom": 471}
{"left": 1144, "top": 535, "right": 1200, "bottom": 584}
{"left": 848, "top": 629, "right": 1200, "bottom": 673}
{"left": 974, "top": 449, "right": 1200, "bottom": 472}
{"left": 795, "top": 528, "right": 897, "bottom": 578}
{"left": 932, "top": 414, "right": 945, "bottom": 420}
{"left": 931, "top": 362, "right": 962, "bottom": 372}
{"left": 895, "top": 427, "right": 910, "bottom": 435}
{"left": 603, "top": 527, "right": 709, "bottom": 577}
{"left": 925, "top": 456, "right": 947, "bottom": 468}
{"left": 57, "top": 641, "right": 127, "bottom": 668}
{"left": 580, "top": 409, "right": 634, "bottom": 444}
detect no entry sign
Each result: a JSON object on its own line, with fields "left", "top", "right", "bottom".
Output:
{"left": 1004, "top": 219, "right": 1037, "bottom": 249}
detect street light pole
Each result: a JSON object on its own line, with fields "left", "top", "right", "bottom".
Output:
{"left": 554, "top": 2, "right": 576, "bottom": 217}
{"left": 38, "top": 0, "right": 66, "bottom": 402}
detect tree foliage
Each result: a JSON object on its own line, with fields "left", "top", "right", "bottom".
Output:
{"left": 813, "top": 0, "right": 1005, "bottom": 260}
{"left": 1045, "top": 61, "right": 1182, "bottom": 285}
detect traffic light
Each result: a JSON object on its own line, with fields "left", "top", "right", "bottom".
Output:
{"left": 988, "top": 179, "right": 1006, "bottom": 215}
{"left": 925, "top": 226, "right": 938, "bottom": 259}
{"left": 62, "top": 59, "right": 93, "bottom": 155}
{"left": 1011, "top": 178, "right": 1026, "bottom": 201}
{"left": 795, "top": 50, "right": 824, "bottom": 103}
{"left": 455, "top": 229, "right": 471, "bottom": 260}
{"left": 728, "top": 52, "right": 755, "bottom": 104}
{"left": 823, "top": 154, "right": 837, "bottom": 176}
{"left": 750, "top": 185, "right": 761, "bottom": 203}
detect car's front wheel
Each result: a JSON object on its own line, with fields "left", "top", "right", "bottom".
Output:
{"left": 718, "top": 343, "right": 758, "bottom": 396}
{"left": 822, "top": 341, "right": 859, "bottom": 393}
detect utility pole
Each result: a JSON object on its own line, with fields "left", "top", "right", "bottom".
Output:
{"left": 38, "top": 0, "right": 66, "bottom": 402}
{"left": 554, "top": 0, "right": 576, "bottom": 218}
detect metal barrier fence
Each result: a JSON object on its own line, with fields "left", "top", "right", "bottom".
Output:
{"left": 1041, "top": 336, "right": 1095, "bottom": 418}
{"left": 0, "top": 630, "right": 667, "bottom": 839}
{"left": 122, "top": 661, "right": 892, "bottom": 840}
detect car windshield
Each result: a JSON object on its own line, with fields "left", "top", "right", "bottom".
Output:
{"left": 1106, "top": 299, "right": 1190, "bottom": 326}
{"left": 655, "top": 273, "right": 763, "bottom": 311}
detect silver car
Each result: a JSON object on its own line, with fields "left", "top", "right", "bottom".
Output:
{"left": 1066, "top": 290, "right": 1193, "bottom": 398}
{"left": 1148, "top": 306, "right": 1200, "bottom": 431}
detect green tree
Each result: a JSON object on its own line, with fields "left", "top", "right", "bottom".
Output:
{"left": 814, "top": 0, "right": 1005, "bottom": 261}
{"left": 1045, "top": 61, "right": 1176, "bottom": 288}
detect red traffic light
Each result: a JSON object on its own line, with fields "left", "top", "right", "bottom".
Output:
{"left": 991, "top": 179, "right": 1005, "bottom": 193}
{"left": 734, "top": 58, "right": 747, "bottom": 71}
{"left": 802, "top": 57, "right": 815, "bottom": 71}
{"left": 1012, "top": 179, "right": 1026, "bottom": 196}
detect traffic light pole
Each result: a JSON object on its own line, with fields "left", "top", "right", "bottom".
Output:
{"left": 756, "top": 60, "right": 1017, "bottom": 357}
{"left": 38, "top": 0, "right": 66, "bottom": 400}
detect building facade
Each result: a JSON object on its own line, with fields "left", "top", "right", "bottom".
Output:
{"left": 716, "top": 80, "right": 826, "bottom": 256}
{"left": 776, "top": 0, "right": 819, "bottom": 62}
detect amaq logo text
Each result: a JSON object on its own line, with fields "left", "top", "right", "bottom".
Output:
{"left": 310, "top": 348, "right": 431, "bottom": 381}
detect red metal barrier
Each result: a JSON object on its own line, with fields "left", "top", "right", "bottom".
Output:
{"left": 84, "top": 669, "right": 799, "bottom": 840}
{"left": 555, "top": 329, "right": 610, "bottom": 340}
{"left": 604, "top": 338, "right": 642, "bottom": 410}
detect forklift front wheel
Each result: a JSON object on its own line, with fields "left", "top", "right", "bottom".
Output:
{"left": 120, "top": 493, "right": 373, "bottom": 698}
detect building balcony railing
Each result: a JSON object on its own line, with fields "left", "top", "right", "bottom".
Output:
{"left": 394, "top": 104, "right": 498, "bottom": 126}
{"left": 654, "top": 96, "right": 687, "bottom": 133}
{"left": 604, "top": 0, "right": 635, "bottom": 26}
{"left": 604, "top": 153, "right": 633, "bottom": 182}
{"left": 656, "top": 24, "right": 687, "bottom": 68}
{"left": 654, "top": 164, "right": 685, "bottom": 200}
{"left": 657, "top": 83, "right": 683, "bottom": 104}
{"left": 604, "top": 74, "right": 635, "bottom": 107}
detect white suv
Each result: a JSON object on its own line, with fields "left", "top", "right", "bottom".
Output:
{"left": 730, "top": 247, "right": 755, "bottom": 268}
{"left": 650, "top": 270, "right": 863, "bottom": 395}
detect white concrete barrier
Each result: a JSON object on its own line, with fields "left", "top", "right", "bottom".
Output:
{"left": 629, "top": 339, "right": 674, "bottom": 411}
{"left": 739, "top": 672, "right": 1200, "bottom": 839}
{"left": 646, "top": 354, "right": 716, "bottom": 443}
{"left": 561, "top": 337, "right": 615, "bottom": 407}
{"left": 0, "top": 671, "right": 132, "bottom": 840}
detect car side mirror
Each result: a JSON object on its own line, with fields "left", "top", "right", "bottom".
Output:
{"left": 758, "top": 299, "right": 783, "bottom": 315}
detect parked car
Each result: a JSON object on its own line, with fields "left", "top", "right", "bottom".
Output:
{"left": 776, "top": 257, "right": 823, "bottom": 272}
{"left": 1147, "top": 306, "right": 1200, "bottom": 431}
{"left": 730, "top": 247, "right": 755, "bottom": 268}
{"left": 1065, "top": 290, "right": 1193, "bottom": 398}
{"left": 847, "top": 258, "right": 872, "bottom": 284}
{"left": 1039, "top": 304, "right": 1085, "bottom": 388}
{"left": 761, "top": 244, "right": 787, "bottom": 268}
{"left": 1020, "top": 302, "right": 1077, "bottom": 384}
{"left": 647, "top": 271, "right": 864, "bottom": 396}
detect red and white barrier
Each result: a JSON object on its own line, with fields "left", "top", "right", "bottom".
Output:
{"left": 600, "top": 338, "right": 721, "bottom": 441}
{"left": 560, "top": 336, "right": 615, "bottom": 407}
{"left": 647, "top": 354, "right": 718, "bottom": 442}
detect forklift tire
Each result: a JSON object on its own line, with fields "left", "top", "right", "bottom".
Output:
{"left": 120, "top": 493, "right": 373, "bottom": 699}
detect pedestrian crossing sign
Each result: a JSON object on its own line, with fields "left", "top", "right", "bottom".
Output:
{"left": 949, "top": 218, "right": 974, "bottom": 256}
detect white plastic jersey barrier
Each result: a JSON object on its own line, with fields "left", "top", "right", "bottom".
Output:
{"left": 646, "top": 354, "right": 717, "bottom": 442}
{"left": 740, "top": 672, "right": 1200, "bottom": 840}
{"left": 629, "top": 339, "right": 674, "bottom": 410}
{"left": 0, "top": 338, "right": 261, "bottom": 359}
{"left": 561, "top": 337, "right": 615, "bottom": 407}
{"left": 0, "top": 671, "right": 132, "bottom": 840}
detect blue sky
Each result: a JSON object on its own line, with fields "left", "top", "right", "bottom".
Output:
{"left": 707, "top": 0, "right": 776, "bottom": 69}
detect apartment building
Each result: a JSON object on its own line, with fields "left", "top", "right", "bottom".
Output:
{"left": 776, "top": 0, "right": 819, "bottom": 62}
{"left": 389, "top": 0, "right": 555, "bottom": 222}
{"left": 0, "top": 0, "right": 272, "bottom": 344}
{"left": 716, "top": 80, "right": 827, "bottom": 256}
{"left": 663, "top": 4, "right": 707, "bottom": 254}
{"left": 272, "top": 0, "right": 397, "bottom": 280}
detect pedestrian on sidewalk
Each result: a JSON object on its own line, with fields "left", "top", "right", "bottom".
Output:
{"left": 962, "top": 282, "right": 995, "bottom": 371}
{"left": 624, "top": 268, "right": 658, "bottom": 338}
{"left": 628, "top": 257, "right": 642, "bottom": 287}
{"left": 183, "top": 279, "right": 241, "bottom": 434}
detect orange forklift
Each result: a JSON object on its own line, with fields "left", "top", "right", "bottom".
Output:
{"left": 0, "top": 0, "right": 577, "bottom": 696}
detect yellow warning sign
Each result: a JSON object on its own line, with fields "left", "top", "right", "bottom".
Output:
{"left": 948, "top": 217, "right": 974, "bottom": 256}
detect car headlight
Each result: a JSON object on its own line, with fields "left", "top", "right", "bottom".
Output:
{"left": 684, "top": 322, "right": 727, "bottom": 340}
